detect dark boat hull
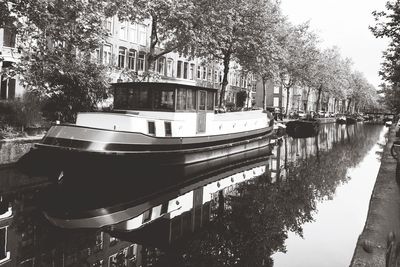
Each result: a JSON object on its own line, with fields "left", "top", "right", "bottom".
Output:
{"left": 346, "top": 117, "right": 357, "bottom": 124}
{"left": 285, "top": 120, "right": 319, "bottom": 138}
{"left": 19, "top": 124, "right": 274, "bottom": 181}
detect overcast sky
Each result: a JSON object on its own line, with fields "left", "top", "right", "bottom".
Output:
{"left": 280, "top": 0, "right": 389, "bottom": 88}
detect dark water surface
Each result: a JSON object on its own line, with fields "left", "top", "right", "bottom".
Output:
{"left": 0, "top": 123, "right": 386, "bottom": 267}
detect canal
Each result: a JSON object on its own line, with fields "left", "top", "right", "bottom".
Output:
{"left": 0, "top": 123, "right": 386, "bottom": 267}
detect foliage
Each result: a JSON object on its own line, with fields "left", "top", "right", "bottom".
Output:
{"left": 192, "top": 0, "right": 281, "bottom": 107}
{"left": 2, "top": 0, "right": 110, "bottom": 123}
{"left": 370, "top": 1, "right": 400, "bottom": 112}
{"left": 0, "top": 93, "right": 44, "bottom": 129}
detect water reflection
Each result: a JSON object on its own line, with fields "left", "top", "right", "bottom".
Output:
{"left": 0, "top": 123, "right": 385, "bottom": 266}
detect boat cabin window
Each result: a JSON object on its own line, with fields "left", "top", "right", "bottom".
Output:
{"left": 199, "top": 91, "right": 206, "bottom": 111}
{"left": 176, "top": 88, "right": 196, "bottom": 111}
{"left": 154, "top": 89, "right": 174, "bottom": 110}
{"left": 113, "top": 83, "right": 216, "bottom": 112}
{"left": 164, "top": 121, "right": 172, "bottom": 136}
{"left": 148, "top": 121, "right": 156, "bottom": 135}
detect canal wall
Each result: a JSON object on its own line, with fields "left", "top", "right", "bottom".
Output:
{"left": 350, "top": 124, "right": 400, "bottom": 266}
{"left": 0, "top": 136, "right": 43, "bottom": 166}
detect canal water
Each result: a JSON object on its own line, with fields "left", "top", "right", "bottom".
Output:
{"left": 0, "top": 123, "right": 386, "bottom": 267}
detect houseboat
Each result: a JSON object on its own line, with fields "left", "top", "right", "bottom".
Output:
{"left": 28, "top": 83, "right": 274, "bottom": 180}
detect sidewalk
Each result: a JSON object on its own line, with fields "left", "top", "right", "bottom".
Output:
{"left": 350, "top": 124, "right": 400, "bottom": 266}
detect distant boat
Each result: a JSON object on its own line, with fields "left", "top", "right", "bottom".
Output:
{"left": 285, "top": 119, "right": 319, "bottom": 138}
{"left": 22, "top": 82, "right": 275, "bottom": 181}
{"left": 385, "top": 121, "right": 393, "bottom": 127}
{"left": 346, "top": 116, "right": 357, "bottom": 125}
{"left": 336, "top": 115, "right": 346, "bottom": 124}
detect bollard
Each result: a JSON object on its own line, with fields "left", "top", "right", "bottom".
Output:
{"left": 391, "top": 140, "right": 400, "bottom": 185}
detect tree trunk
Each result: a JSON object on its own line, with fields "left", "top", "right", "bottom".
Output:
{"left": 285, "top": 86, "right": 290, "bottom": 117}
{"left": 333, "top": 98, "right": 337, "bottom": 113}
{"left": 315, "top": 85, "right": 322, "bottom": 112}
{"left": 305, "top": 86, "right": 311, "bottom": 111}
{"left": 146, "top": 15, "right": 159, "bottom": 77}
{"left": 347, "top": 98, "right": 352, "bottom": 113}
{"left": 262, "top": 77, "right": 266, "bottom": 110}
{"left": 219, "top": 52, "right": 231, "bottom": 108}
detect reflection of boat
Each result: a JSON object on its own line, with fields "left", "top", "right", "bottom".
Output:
{"left": 285, "top": 119, "right": 319, "bottom": 138}
{"left": 42, "top": 153, "right": 271, "bottom": 229}
{"left": 22, "top": 83, "right": 274, "bottom": 180}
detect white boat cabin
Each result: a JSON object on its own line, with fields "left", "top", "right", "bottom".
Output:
{"left": 76, "top": 83, "right": 270, "bottom": 137}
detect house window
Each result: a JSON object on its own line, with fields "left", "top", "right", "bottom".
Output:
{"left": 3, "top": 28, "right": 16, "bottom": 47}
{"left": 105, "top": 17, "right": 113, "bottom": 34}
{"left": 183, "top": 62, "right": 188, "bottom": 79}
{"left": 177, "top": 61, "right": 183, "bottom": 78}
{"left": 128, "top": 49, "right": 136, "bottom": 70}
{"left": 103, "top": 45, "right": 112, "bottom": 65}
{"left": 167, "top": 59, "right": 173, "bottom": 77}
{"left": 138, "top": 24, "right": 147, "bottom": 46}
{"left": 219, "top": 71, "right": 223, "bottom": 83}
{"left": 128, "top": 22, "right": 137, "bottom": 43}
{"left": 189, "top": 64, "right": 195, "bottom": 80}
{"left": 165, "top": 122, "right": 172, "bottom": 136}
{"left": 118, "top": 47, "right": 126, "bottom": 68}
{"left": 208, "top": 68, "right": 212, "bottom": 81}
{"left": 157, "top": 57, "right": 165, "bottom": 75}
{"left": 137, "top": 52, "right": 145, "bottom": 71}
{"left": 0, "top": 76, "right": 15, "bottom": 100}
{"left": 202, "top": 67, "right": 207, "bottom": 80}
{"left": 95, "top": 48, "right": 101, "bottom": 63}
{"left": 214, "top": 70, "right": 218, "bottom": 82}
{"left": 119, "top": 21, "right": 128, "bottom": 40}
{"left": 197, "top": 66, "right": 201, "bottom": 79}
{"left": 148, "top": 121, "right": 156, "bottom": 135}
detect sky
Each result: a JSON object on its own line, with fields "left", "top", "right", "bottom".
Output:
{"left": 280, "top": 0, "right": 389, "bottom": 88}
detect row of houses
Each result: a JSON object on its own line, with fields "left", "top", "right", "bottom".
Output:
{"left": 0, "top": 16, "right": 347, "bottom": 115}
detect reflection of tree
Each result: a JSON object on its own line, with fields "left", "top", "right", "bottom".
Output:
{"left": 167, "top": 124, "right": 384, "bottom": 266}
{"left": 178, "top": 168, "right": 316, "bottom": 267}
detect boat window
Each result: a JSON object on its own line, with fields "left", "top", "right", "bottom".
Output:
{"left": 207, "top": 91, "right": 214, "bottom": 110}
{"left": 148, "top": 121, "right": 156, "bottom": 135}
{"left": 186, "top": 89, "right": 196, "bottom": 110}
{"left": 177, "top": 88, "right": 187, "bottom": 110}
{"left": 138, "top": 88, "right": 150, "bottom": 108}
{"left": 199, "top": 91, "right": 206, "bottom": 111}
{"left": 142, "top": 209, "right": 152, "bottom": 223}
{"left": 154, "top": 89, "right": 174, "bottom": 110}
{"left": 165, "top": 121, "right": 172, "bottom": 136}
{"left": 161, "top": 202, "right": 168, "bottom": 214}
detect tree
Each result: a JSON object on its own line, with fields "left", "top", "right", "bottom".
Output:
{"left": 278, "top": 22, "right": 319, "bottom": 116}
{"left": 370, "top": 1, "right": 400, "bottom": 112}
{"left": 308, "top": 47, "right": 345, "bottom": 112}
{"left": 237, "top": 10, "right": 286, "bottom": 110}
{"left": 4, "top": 0, "right": 110, "bottom": 122}
{"left": 193, "top": 0, "right": 280, "bottom": 108}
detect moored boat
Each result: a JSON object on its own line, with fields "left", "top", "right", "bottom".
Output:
{"left": 285, "top": 119, "right": 319, "bottom": 138}
{"left": 336, "top": 114, "right": 346, "bottom": 124}
{"left": 346, "top": 116, "right": 357, "bottom": 125}
{"left": 23, "top": 83, "right": 274, "bottom": 181}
